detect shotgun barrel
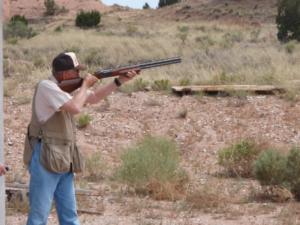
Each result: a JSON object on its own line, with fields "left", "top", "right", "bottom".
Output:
{"left": 58, "top": 57, "right": 181, "bottom": 93}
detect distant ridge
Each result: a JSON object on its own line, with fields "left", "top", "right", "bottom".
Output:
{"left": 2, "top": 0, "right": 112, "bottom": 21}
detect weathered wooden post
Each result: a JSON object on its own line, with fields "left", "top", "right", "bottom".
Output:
{"left": 0, "top": 0, "right": 6, "bottom": 223}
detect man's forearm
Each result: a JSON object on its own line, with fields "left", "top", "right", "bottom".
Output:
{"left": 87, "top": 81, "right": 118, "bottom": 104}
{"left": 60, "top": 85, "right": 89, "bottom": 114}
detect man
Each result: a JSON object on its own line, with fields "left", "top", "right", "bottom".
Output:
{"left": 23, "top": 52, "right": 139, "bottom": 225}
{"left": 0, "top": 162, "right": 7, "bottom": 176}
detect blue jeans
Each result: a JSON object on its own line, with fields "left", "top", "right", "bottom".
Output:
{"left": 26, "top": 142, "right": 80, "bottom": 225}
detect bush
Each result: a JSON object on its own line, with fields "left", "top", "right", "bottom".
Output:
{"left": 254, "top": 147, "right": 300, "bottom": 200}
{"left": 223, "top": 31, "right": 244, "bottom": 43}
{"left": 33, "top": 58, "right": 47, "bottom": 68}
{"left": 84, "top": 50, "right": 102, "bottom": 66}
{"left": 133, "top": 78, "right": 149, "bottom": 91}
{"left": 115, "top": 135, "right": 189, "bottom": 200}
{"left": 158, "top": 0, "right": 180, "bottom": 8}
{"left": 143, "top": 2, "right": 150, "bottom": 9}
{"left": 218, "top": 139, "right": 261, "bottom": 177}
{"left": 10, "top": 14, "right": 28, "bottom": 27}
{"left": 127, "top": 25, "right": 138, "bottom": 36}
{"left": 285, "top": 147, "right": 300, "bottom": 199}
{"left": 179, "top": 79, "right": 190, "bottom": 86}
{"left": 3, "top": 21, "right": 38, "bottom": 40}
{"left": 283, "top": 40, "right": 298, "bottom": 53}
{"left": 176, "top": 32, "right": 188, "bottom": 43}
{"left": 54, "top": 26, "right": 62, "bottom": 32}
{"left": 254, "top": 149, "right": 287, "bottom": 186}
{"left": 276, "top": 0, "right": 300, "bottom": 42}
{"left": 177, "top": 25, "right": 189, "bottom": 33}
{"left": 6, "top": 38, "right": 18, "bottom": 45}
{"left": 85, "top": 152, "right": 109, "bottom": 181}
{"left": 44, "top": 0, "right": 59, "bottom": 15}
{"left": 178, "top": 107, "right": 188, "bottom": 118}
{"left": 64, "top": 46, "right": 79, "bottom": 53}
{"left": 250, "top": 29, "right": 261, "bottom": 42}
{"left": 195, "top": 35, "right": 215, "bottom": 45}
{"left": 76, "top": 114, "right": 93, "bottom": 127}
{"left": 151, "top": 79, "right": 171, "bottom": 92}
{"left": 76, "top": 10, "right": 101, "bottom": 29}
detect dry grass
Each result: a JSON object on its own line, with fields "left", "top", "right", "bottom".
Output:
{"left": 3, "top": 18, "right": 300, "bottom": 95}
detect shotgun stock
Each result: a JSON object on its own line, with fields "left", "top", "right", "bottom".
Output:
{"left": 58, "top": 57, "right": 181, "bottom": 93}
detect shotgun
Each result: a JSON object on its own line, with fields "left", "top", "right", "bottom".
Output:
{"left": 58, "top": 57, "right": 181, "bottom": 93}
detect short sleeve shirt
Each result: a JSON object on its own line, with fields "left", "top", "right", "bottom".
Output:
{"left": 35, "top": 75, "right": 90, "bottom": 123}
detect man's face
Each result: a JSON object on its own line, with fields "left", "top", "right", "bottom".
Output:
{"left": 63, "top": 69, "right": 80, "bottom": 80}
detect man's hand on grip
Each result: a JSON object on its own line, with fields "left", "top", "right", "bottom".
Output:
{"left": 82, "top": 73, "right": 98, "bottom": 89}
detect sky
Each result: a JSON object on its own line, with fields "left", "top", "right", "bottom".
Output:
{"left": 101, "top": 0, "right": 159, "bottom": 9}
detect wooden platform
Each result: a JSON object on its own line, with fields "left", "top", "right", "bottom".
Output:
{"left": 172, "top": 85, "right": 284, "bottom": 92}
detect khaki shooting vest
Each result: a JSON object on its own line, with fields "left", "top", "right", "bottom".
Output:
{"left": 23, "top": 81, "right": 85, "bottom": 173}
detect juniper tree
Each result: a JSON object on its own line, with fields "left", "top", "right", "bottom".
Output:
{"left": 276, "top": 0, "right": 300, "bottom": 42}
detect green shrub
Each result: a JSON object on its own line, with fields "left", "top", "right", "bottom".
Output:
{"left": 158, "top": 0, "right": 180, "bottom": 8}
{"left": 65, "top": 46, "right": 79, "bottom": 53}
{"left": 33, "top": 58, "right": 47, "bottom": 68}
{"left": 254, "top": 149, "right": 288, "bottom": 185}
{"left": 54, "top": 26, "right": 62, "bottom": 32}
{"left": 133, "top": 78, "right": 149, "bottom": 91}
{"left": 178, "top": 107, "right": 188, "bottom": 118}
{"left": 254, "top": 147, "right": 300, "bottom": 200}
{"left": 195, "top": 35, "right": 215, "bottom": 45}
{"left": 285, "top": 147, "right": 300, "bottom": 199}
{"left": 115, "top": 135, "right": 189, "bottom": 200}
{"left": 59, "top": 6, "right": 69, "bottom": 14}
{"left": 177, "top": 25, "right": 189, "bottom": 33}
{"left": 283, "top": 40, "right": 298, "bottom": 53}
{"left": 3, "top": 21, "right": 38, "bottom": 40}
{"left": 212, "top": 71, "right": 234, "bottom": 85}
{"left": 76, "top": 114, "right": 93, "bottom": 127}
{"left": 223, "top": 31, "right": 244, "bottom": 43}
{"left": 84, "top": 50, "right": 103, "bottom": 66}
{"left": 218, "top": 139, "right": 261, "bottom": 177}
{"left": 179, "top": 79, "right": 190, "bottom": 86}
{"left": 151, "top": 79, "right": 171, "bottom": 92}
{"left": 276, "top": 0, "right": 300, "bottom": 42}
{"left": 44, "top": 0, "right": 59, "bottom": 15}
{"left": 143, "top": 2, "right": 150, "bottom": 9}
{"left": 176, "top": 32, "right": 188, "bottom": 43}
{"left": 85, "top": 152, "right": 109, "bottom": 181}
{"left": 127, "top": 25, "right": 138, "bottom": 36}
{"left": 10, "top": 14, "right": 28, "bottom": 27}
{"left": 182, "top": 5, "right": 191, "bottom": 10}
{"left": 250, "top": 29, "right": 261, "bottom": 42}
{"left": 6, "top": 38, "right": 18, "bottom": 45}
{"left": 76, "top": 10, "right": 101, "bottom": 29}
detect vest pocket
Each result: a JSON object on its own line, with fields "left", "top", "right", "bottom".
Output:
{"left": 23, "top": 129, "right": 33, "bottom": 166}
{"left": 73, "top": 145, "right": 85, "bottom": 173}
{"left": 41, "top": 141, "right": 71, "bottom": 173}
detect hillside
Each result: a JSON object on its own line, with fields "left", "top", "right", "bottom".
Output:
{"left": 2, "top": 0, "right": 278, "bottom": 24}
{"left": 2, "top": 0, "right": 112, "bottom": 21}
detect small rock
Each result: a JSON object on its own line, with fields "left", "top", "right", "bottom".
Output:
{"left": 202, "top": 149, "right": 207, "bottom": 152}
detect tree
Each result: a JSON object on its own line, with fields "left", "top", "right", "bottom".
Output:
{"left": 276, "top": 0, "right": 300, "bottom": 42}
{"left": 158, "top": 0, "right": 181, "bottom": 8}
{"left": 10, "top": 14, "right": 28, "bottom": 27}
{"left": 143, "top": 2, "right": 150, "bottom": 9}
{"left": 44, "top": 0, "right": 59, "bottom": 15}
{"left": 76, "top": 10, "right": 101, "bottom": 29}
